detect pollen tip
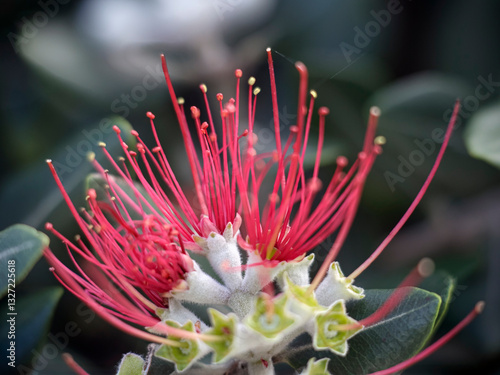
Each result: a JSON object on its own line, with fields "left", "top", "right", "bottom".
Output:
{"left": 87, "top": 152, "right": 96, "bottom": 162}
{"left": 310, "top": 90, "right": 317, "bottom": 99}
{"left": 112, "top": 125, "right": 121, "bottom": 134}
{"left": 131, "top": 130, "right": 139, "bottom": 137}
{"left": 253, "top": 87, "right": 261, "bottom": 96}
{"left": 216, "top": 93, "right": 223, "bottom": 101}
{"left": 146, "top": 111, "right": 155, "bottom": 119}
{"left": 337, "top": 156, "right": 348, "bottom": 167}
{"left": 295, "top": 61, "right": 307, "bottom": 72}
{"left": 118, "top": 156, "right": 125, "bottom": 162}
{"left": 235, "top": 69, "right": 243, "bottom": 78}
{"left": 248, "top": 77, "right": 256, "bottom": 86}
{"left": 177, "top": 97, "right": 185, "bottom": 105}
{"left": 374, "top": 136, "right": 386, "bottom": 145}
{"left": 417, "top": 257, "right": 435, "bottom": 278}
{"left": 475, "top": 301, "right": 485, "bottom": 313}
{"left": 190, "top": 106, "right": 201, "bottom": 118}
{"left": 266, "top": 47, "right": 271, "bottom": 52}
{"left": 200, "top": 84, "right": 207, "bottom": 93}
{"left": 87, "top": 188, "right": 97, "bottom": 200}
{"left": 370, "top": 106, "right": 381, "bottom": 117}
{"left": 45, "top": 159, "right": 52, "bottom": 164}
{"left": 74, "top": 234, "right": 81, "bottom": 241}
{"left": 98, "top": 142, "right": 106, "bottom": 147}
{"left": 49, "top": 267, "right": 55, "bottom": 272}
{"left": 318, "top": 106, "right": 330, "bottom": 116}
{"left": 45, "top": 222, "right": 53, "bottom": 230}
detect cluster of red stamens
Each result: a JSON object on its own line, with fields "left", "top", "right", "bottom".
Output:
{"left": 43, "top": 48, "right": 483, "bottom": 375}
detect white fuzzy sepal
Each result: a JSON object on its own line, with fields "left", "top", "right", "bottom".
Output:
{"left": 167, "top": 261, "right": 231, "bottom": 305}
{"left": 194, "top": 222, "right": 243, "bottom": 291}
{"left": 315, "top": 262, "right": 364, "bottom": 306}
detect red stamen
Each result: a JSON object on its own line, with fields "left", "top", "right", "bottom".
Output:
{"left": 349, "top": 100, "right": 460, "bottom": 280}
{"left": 360, "top": 258, "right": 435, "bottom": 327}
{"left": 62, "top": 353, "right": 90, "bottom": 375}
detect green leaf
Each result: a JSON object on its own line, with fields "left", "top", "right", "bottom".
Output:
{"left": 419, "top": 271, "right": 456, "bottom": 330}
{"left": 0, "top": 287, "right": 63, "bottom": 365}
{"left": 0, "top": 224, "right": 49, "bottom": 298}
{"left": 116, "top": 353, "right": 144, "bottom": 375}
{"left": 465, "top": 104, "right": 500, "bottom": 168}
{"left": 286, "top": 287, "right": 441, "bottom": 375}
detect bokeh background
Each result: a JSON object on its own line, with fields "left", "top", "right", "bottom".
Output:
{"left": 1, "top": 0, "right": 500, "bottom": 374}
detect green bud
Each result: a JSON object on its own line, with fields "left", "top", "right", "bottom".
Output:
{"left": 245, "top": 293, "right": 297, "bottom": 339}
{"left": 313, "top": 300, "right": 363, "bottom": 356}
{"left": 284, "top": 274, "right": 322, "bottom": 312}
{"left": 155, "top": 320, "right": 200, "bottom": 372}
{"left": 204, "top": 308, "right": 238, "bottom": 363}
{"left": 301, "top": 357, "right": 331, "bottom": 375}
{"left": 116, "top": 353, "right": 144, "bottom": 375}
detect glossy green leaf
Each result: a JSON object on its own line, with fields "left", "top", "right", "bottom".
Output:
{"left": 419, "top": 271, "right": 456, "bottom": 330}
{"left": 0, "top": 287, "right": 63, "bottom": 366}
{"left": 0, "top": 224, "right": 49, "bottom": 298}
{"left": 286, "top": 287, "right": 441, "bottom": 374}
{"left": 465, "top": 105, "right": 500, "bottom": 168}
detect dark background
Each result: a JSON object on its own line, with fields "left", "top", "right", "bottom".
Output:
{"left": 1, "top": 0, "right": 500, "bottom": 374}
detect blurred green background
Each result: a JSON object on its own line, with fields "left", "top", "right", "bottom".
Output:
{"left": 1, "top": 0, "right": 500, "bottom": 373}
